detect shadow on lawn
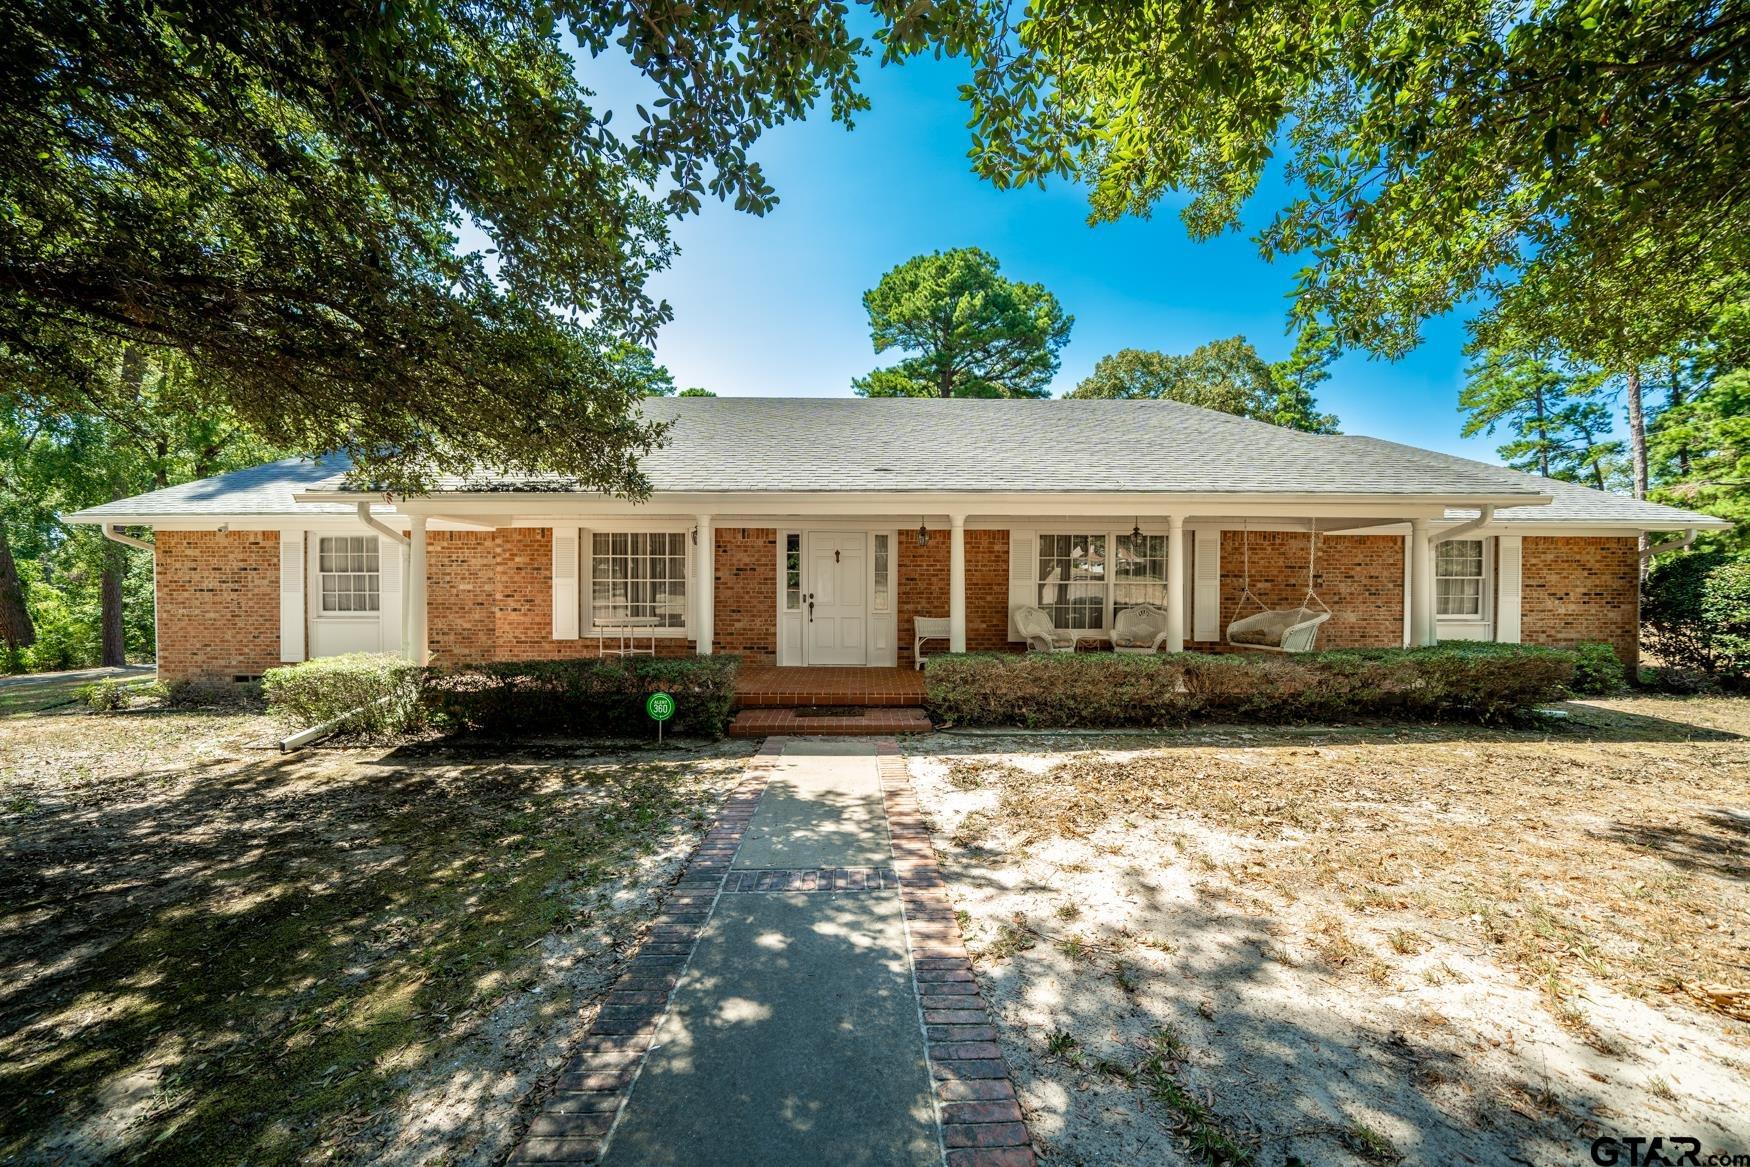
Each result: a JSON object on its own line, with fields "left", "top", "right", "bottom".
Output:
{"left": 939, "top": 860, "right": 1636, "bottom": 1167}
{"left": 0, "top": 739, "right": 723, "bottom": 1166}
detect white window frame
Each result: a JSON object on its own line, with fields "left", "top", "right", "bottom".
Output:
{"left": 315, "top": 534, "right": 380, "bottom": 618}
{"left": 1032, "top": 527, "right": 1176, "bottom": 633}
{"left": 587, "top": 530, "right": 691, "bottom": 636}
{"left": 1435, "top": 537, "right": 1493, "bottom": 623}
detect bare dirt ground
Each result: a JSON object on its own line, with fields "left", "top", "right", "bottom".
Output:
{"left": 0, "top": 702, "right": 750, "bottom": 1166}
{"left": 905, "top": 695, "right": 1750, "bottom": 1167}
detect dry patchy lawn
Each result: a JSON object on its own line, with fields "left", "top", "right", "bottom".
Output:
{"left": 906, "top": 695, "right": 1750, "bottom": 1167}
{"left": 0, "top": 703, "right": 750, "bottom": 1166}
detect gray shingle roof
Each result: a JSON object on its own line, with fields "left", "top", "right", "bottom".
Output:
{"left": 67, "top": 455, "right": 358, "bottom": 520}
{"left": 1338, "top": 438, "right": 1732, "bottom": 528}
{"left": 397, "top": 397, "right": 1551, "bottom": 497}
{"left": 65, "top": 398, "right": 1725, "bottom": 528}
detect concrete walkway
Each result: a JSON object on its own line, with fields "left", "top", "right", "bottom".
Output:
{"left": 510, "top": 737, "right": 1037, "bottom": 1167}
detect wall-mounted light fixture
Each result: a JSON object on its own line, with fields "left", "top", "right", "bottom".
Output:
{"left": 917, "top": 518, "right": 930, "bottom": 547}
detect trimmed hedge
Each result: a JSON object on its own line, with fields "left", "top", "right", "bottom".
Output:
{"left": 923, "top": 643, "right": 1580, "bottom": 728}
{"left": 1644, "top": 551, "right": 1750, "bottom": 687}
{"left": 427, "top": 655, "right": 739, "bottom": 738}
{"left": 261, "top": 653, "right": 426, "bottom": 738}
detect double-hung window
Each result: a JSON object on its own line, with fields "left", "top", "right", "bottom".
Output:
{"left": 1036, "top": 533, "right": 1109, "bottom": 630}
{"left": 317, "top": 535, "right": 379, "bottom": 614}
{"left": 1035, "top": 529, "right": 1178, "bottom": 632}
{"left": 1112, "top": 533, "right": 1168, "bottom": 616}
{"left": 591, "top": 532, "right": 688, "bottom": 630}
{"left": 1436, "top": 539, "right": 1487, "bottom": 618}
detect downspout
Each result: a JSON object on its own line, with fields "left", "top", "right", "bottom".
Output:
{"left": 100, "top": 523, "right": 154, "bottom": 552}
{"left": 1641, "top": 528, "right": 1696, "bottom": 562}
{"left": 355, "top": 501, "right": 409, "bottom": 548}
{"left": 357, "top": 502, "right": 413, "bottom": 661}
{"left": 1432, "top": 505, "right": 1495, "bottom": 543}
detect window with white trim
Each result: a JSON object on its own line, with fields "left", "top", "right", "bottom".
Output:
{"left": 1436, "top": 539, "right": 1486, "bottom": 617}
{"left": 1037, "top": 533, "right": 1108, "bottom": 630}
{"left": 873, "top": 533, "right": 891, "bottom": 611}
{"left": 1113, "top": 533, "right": 1168, "bottom": 615}
{"left": 317, "top": 535, "right": 379, "bottom": 613}
{"left": 784, "top": 533, "right": 802, "bottom": 611}
{"left": 591, "top": 532, "right": 688, "bottom": 629}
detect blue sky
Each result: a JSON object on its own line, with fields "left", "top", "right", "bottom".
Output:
{"left": 581, "top": 41, "right": 1498, "bottom": 459}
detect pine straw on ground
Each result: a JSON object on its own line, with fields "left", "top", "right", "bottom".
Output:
{"left": 942, "top": 697, "right": 1750, "bottom": 1033}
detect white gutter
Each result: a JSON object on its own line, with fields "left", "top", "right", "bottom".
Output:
{"left": 355, "top": 501, "right": 408, "bottom": 546}
{"left": 1433, "top": 505, "right": 1494, "bottom": 543}
{"left": 1642, "top": 528, "right": 1698, "bottom": 561}
{"left": 99, "top": 523, "right": 154, "bottom": 552}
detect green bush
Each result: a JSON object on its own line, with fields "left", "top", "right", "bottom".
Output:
{"left": 166, "top": 678, "right": 262, "bottom": 709}
{"left": 261, "top": 653, "right": 425, "bottom": 738}
{"left": 1644, "top": 551, "right": 1750, "bottom": 685}
{"left": 427, "top": 655, "right": 739, "bottom": 739}
{"left": 74, "top": 678, "right": 131, "bottom": 712}
{"left": 924, "top": 642, "right": 1579, "bottom": 728}
{"left": 1568, "top": 641, "right": 1627, "bottom": 696}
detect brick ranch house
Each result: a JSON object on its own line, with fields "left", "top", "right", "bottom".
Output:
{"left": 69, "top": 398, "right": 1726, "bottom": 683}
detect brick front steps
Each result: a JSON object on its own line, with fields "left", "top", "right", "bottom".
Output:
{"left": 733, "top": 664, "right": 927, "bottom": 709}
{"left": 728, "top": 706, "right": 933, "bottom": 737}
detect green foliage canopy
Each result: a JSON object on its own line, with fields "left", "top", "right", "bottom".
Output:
{"left": 1460, "top": 346, "right": 1622, "bottom": 488}
{"left": 853, "top": 248, "right": 1072, "bottom": 398}
{"left": 952, "top": 0, "right": 1750, "bottom": 364}
{"left": 1067, "top": 336, "right": 1338, "bottom": 432}
{"left": 2, "top": 1, "right": 989, "bottom": 492}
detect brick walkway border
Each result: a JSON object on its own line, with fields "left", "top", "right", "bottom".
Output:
{"left": 508, "top": 738, "right": 783, "bottom": 1165}
{"left": 878, "top": 739, "right": 1039, "bottom": 1167}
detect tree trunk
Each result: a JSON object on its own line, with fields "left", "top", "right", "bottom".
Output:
{"left": 1669, "top": 358, "right": 1691, "bottom": 477}
{"left": 1624, "top": 366, "right": 1648, "bottom": 500}
{"left": 100, "top": 539, "right": 126, "bottom": 666}
{"left": 1533, "top": 384, "right": 1551, "bottom": 477}
{"left": 0, "top": 521, "right": 35, "bottom": 655}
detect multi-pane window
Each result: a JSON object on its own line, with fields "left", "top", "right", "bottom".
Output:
{"left": 1037, "top": 534, "right": 1108, "bottom": 630}
{"left": 1112, "top": 533, "right": 1168, "bottom": 615}
{"left": 873, "top": 533, "right": 890, "bottom": 611}
{"left": 784, "top": 534, "right": 802, "bottom": 611}
{"left": 317, "top": 535, "right": 379, "bottom": 614}
{"left": 591, "top": 532, "right": 688, "bottom": 629}
{"left": 1436, "top": 539, "right": 1486, "bottom": 617}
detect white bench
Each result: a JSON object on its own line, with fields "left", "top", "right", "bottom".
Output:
{"left": 913, "top": 616, "right": 951, "bottom": 670}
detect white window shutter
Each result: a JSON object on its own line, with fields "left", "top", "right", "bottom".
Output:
{"left": 378, "top": 534, "right": 404, "bottom": 655}
{"left": 1193, "top": 528, "right": 1221, "bottom": 642}
{"left": 1007, "top": 528, "right": 1035, "bottom": 640}
{"left": 551, "top": 526, "right": 579, "bottom": 639}
{"left": 1495, "top": 535, "right": 1522, "bottom": 643}
{"left": 279, "top": 532, "right": 306, "bottom": 662}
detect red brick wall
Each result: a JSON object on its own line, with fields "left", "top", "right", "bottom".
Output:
{"left": 156, "top": 530, "right": 282, "bottom": 681}
{"left": 1521, "top": 536, "right": 1640, "bottom": 666}
{"left": 714, "top": 527, "right": 776, "bottom": 663}
{"left": 1186, "top": 530, "right": 1405, "bottom": 651}
{"left": 427, "top": 531, "right": 497, "bottom": 665}
{"left": 895, "top": 529, "right": 1012, "bottom": 666}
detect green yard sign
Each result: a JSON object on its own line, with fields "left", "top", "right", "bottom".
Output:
{"left": 646, "top": 691, "right": 675, "bottom": 741}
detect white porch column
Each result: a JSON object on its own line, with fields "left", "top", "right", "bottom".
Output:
{"left": 694, "top": 514, "right": 714, "bottom": 655}
{"left": 1165, "top": 516, "right": 1186, "bottom": 652}
{"left": 1409, "top": 518, "right": 1434, "bottom": 647}
{"left": 948, "top": 514, "right": 967, "bottom": 653}
{"left": 408, "top": 514, "right": 429, "bottom": 665}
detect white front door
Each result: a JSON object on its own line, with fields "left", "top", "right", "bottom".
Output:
{"left": 806, "top": 531, "right": 867, "bottom": 665}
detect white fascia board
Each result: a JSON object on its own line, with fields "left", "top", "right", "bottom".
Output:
{"left": 297, "top": 489, "right": 1551, "bottom": 521}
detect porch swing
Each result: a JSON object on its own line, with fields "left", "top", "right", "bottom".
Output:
{"left": 1225, "top": 521, "right": 1334, "bottom": 653}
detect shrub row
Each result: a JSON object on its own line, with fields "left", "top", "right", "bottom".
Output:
{"left": 260, "top": 653, "right": 426, "bottom": 738}
{"left": 923, "top": 643, "right": 1583, "bottom": 728}
{"left": 262, "top": 654, "right": 742, "bottom": 740}
{"left": 425, "top": 656, "right": 739, "bottom": 738}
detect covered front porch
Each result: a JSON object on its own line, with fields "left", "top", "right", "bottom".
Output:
{"left": 342, "top": 493, "right": 1525, "bottom": 670}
